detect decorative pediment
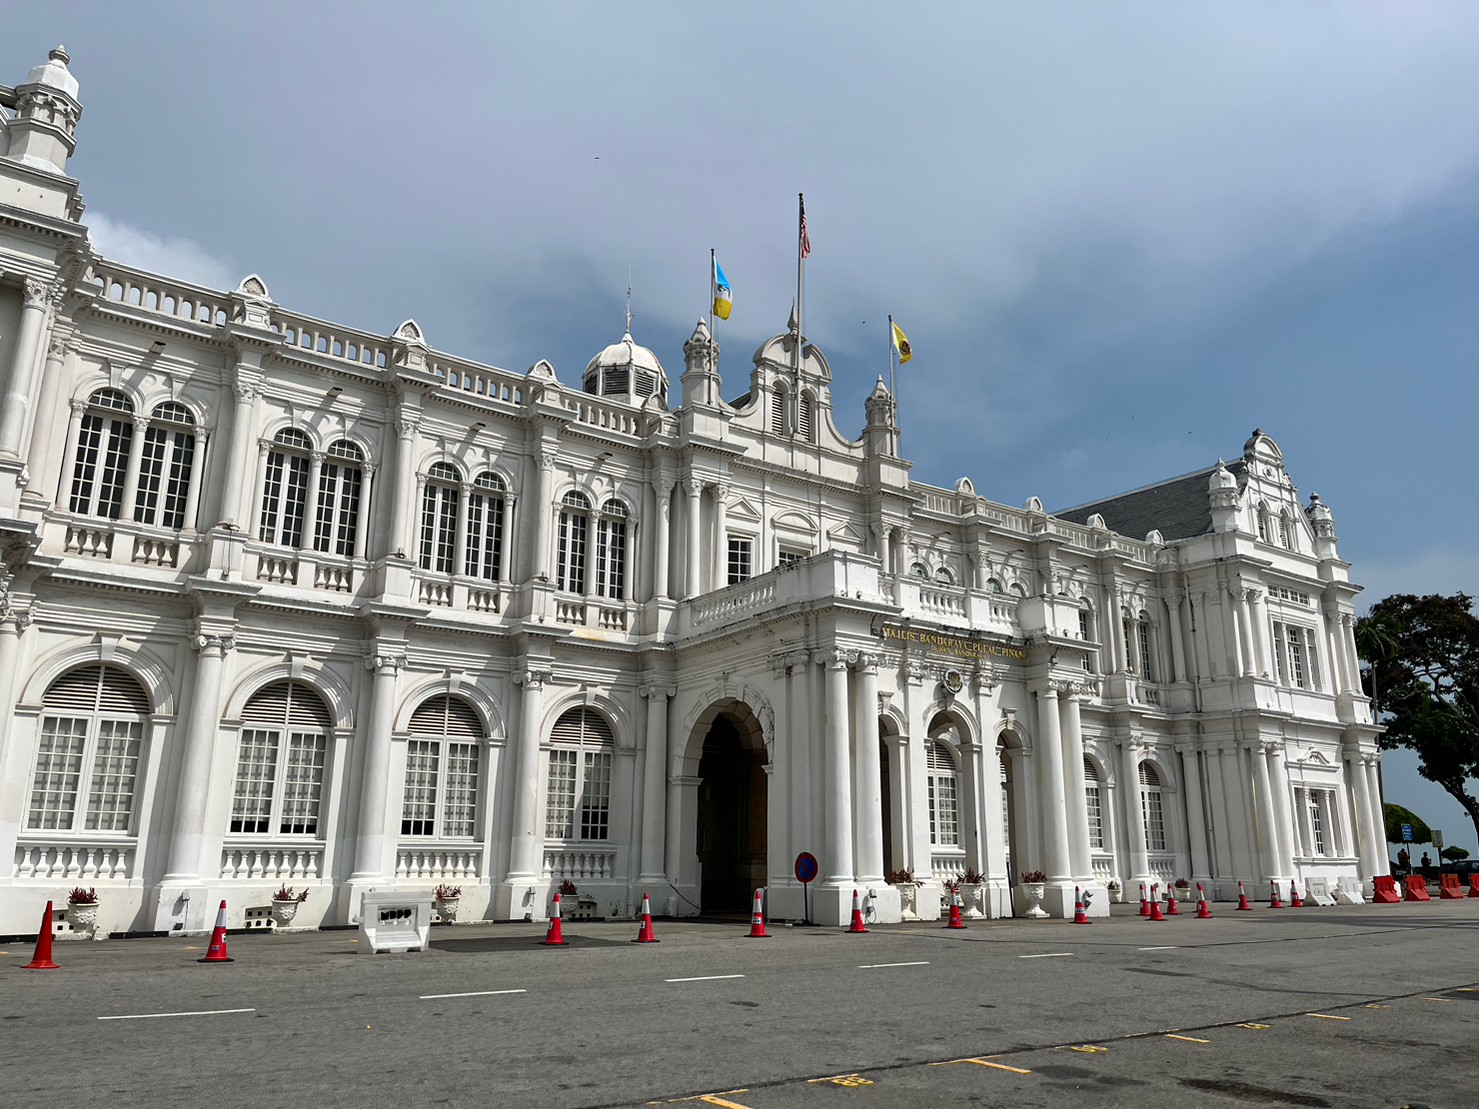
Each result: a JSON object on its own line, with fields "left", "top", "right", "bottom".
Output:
{"left": 236, "top": 274, "right": 270, "bottom": 299}
{"left": 727, "top": 496, "right": 761, "bottom": 522}
{"left": 828, "top": 521, "right": 866, "bottom": 546}
{"left": 394, "top": 319, "right": 426, "bottom": 345}
{"left": 772, "top": 510, "right": 817, "bottom": 534}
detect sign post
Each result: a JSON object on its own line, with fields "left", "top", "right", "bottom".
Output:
{"left": 794, "top": 851, "right": 818, "bottom": 926}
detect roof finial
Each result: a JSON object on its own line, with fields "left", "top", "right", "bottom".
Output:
{"left": 625, "top": 262, "right": 633, "bottom": 338}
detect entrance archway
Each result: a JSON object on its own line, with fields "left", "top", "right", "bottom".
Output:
{"left": 696, "top": 712, "right": 767, "bottom": 912}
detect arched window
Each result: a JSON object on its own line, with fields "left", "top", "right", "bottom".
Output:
{"left": 69, "top": 389, "right": 136, "bottom": 519}
{"left": 770, "top": 386, "right": 788, "bottom": 436}
{"left": 314, "top": 440, "right": 364, "bottom": 556}
{"left": 1137, "top": 612, "right": 1154, "bottom": 682}
{"left": 402, "top": 696, "right": 482, "bottom": 838}
{"left": 986, "top": 577, "right": 1003, "bottom": 594}
{"left": 1140, "top": 763, "right": 1166, "bottom": 852}
{"left": 556, "top": 491, "right": 591, "bottom": 594}
{"left": 464, "top": 473, "right": 506, "bottom": 581}
{"left": 1256, "top": 503, "right": 1271, "bottom": 543}
{"left": 259, "top": 429, "right": 312, "bottom": 547}
{"left": 1009, "top": 581, "right": 1027, "bottom": 598}
{"left": 1278, "top": 511, "right": 1294, "bottom": 550}
{"left": 229, "top": 682, "right": 331, "bottom": 836}
{"left": 595, "top": 499, "right": 628, "bottom": 600}
{"left": 798, "top": 393, "right": 816, "bottom": 442}
{"left": 419, "top": 462, "right": 462, "bottom": 573}
{"left": 134, "top": 402, "right": 196, "bottom": 530}
{"left": 26, "top": 664, "right": 150, "bottom": 832}
{"left": 1084, "top": 756, "right": 1104, "bottom": 849}
{"left": 926, "top": 739, "right": 960, "bottom": 846}
{"left": 545, "top": 707, "right": 614, "bottom": 841}
{"left": 910, "top": 562, "right": 929, "bottom": 578}
{"left": 935, "top": 566, "right": 954, "bottom": 585}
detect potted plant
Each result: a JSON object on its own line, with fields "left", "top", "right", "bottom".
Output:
{"left": 433, "top": 883, "right": 463, "bottom": 923}
{"left": 1173, "top": 877, "right": 1192, "bottom": 902}
{"left": 270, "top": 884, "right": 309, "bottom": 929}
{"left": 1107, "top": 879, "right": 1123, "bottom": 903}
{"left": 1019, "top": 870, "right": 1049, "bottom": 919}
{"left": 886, "top": 868, "right": 924, "bottom": 921}
{"left": 959, "top": 865, "right": 988, "bottom": 919}
{"left": 65, "top": 886, "right": 99, "bottom": 936}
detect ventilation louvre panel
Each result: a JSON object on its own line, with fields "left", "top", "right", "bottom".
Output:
{"left": 409, "top": 695, "right": 483, "bottom": 740}
{"left": 241, "top": 681, "right": 332, "bottom": 729}
{"left": 550, "top": 707, "right": 613, "bottom": 747}
{"left": 42, "top": 664, "right": 150, "bottom": 715}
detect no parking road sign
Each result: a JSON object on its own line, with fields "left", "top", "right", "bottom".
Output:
{"left": 795, "top": 851, "right": 818, "bottom": 925}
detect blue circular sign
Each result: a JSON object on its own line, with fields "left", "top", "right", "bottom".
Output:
{"left": 794, "top": 851, "right": 819, "bottom": 884}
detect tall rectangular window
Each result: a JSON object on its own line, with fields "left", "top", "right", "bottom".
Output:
{"left": 1287, "top": 626, "right": 1306, "bottom": 689}
{"left": 401, "top": 740, "right": 439, "bottom": 837}
{"left": 1310, "top": 793, "right": 1326, "bottom": 855}
{"left": 544, "top": 749, "right": 578, "bottom": 839}
{"left": 26, "top": 718, "right": 88, "bottom": 830}
{"left": 1142, "top": 791, "right": 1166, "bottom": 852}
{"left": 278, "top": 733, "right": 326, "bottom": 835}
{"left": 728, "top": 536, "right": 753, "bottom": 585}
{"left": 579, "top": 751, "right": 612, "bottom": 840}
{"left": 85, "top": 720, "right": 142, "bottom": 832}
{"left": 443, "top": 742, "right": 480, "bottom": 838}
{"left": 1086, "top": 785, "right": 1103, "bottom": 849}
{"left": 229, "top": 730, "right": 280, "bottom": 834}
{"left": 1272, "top": 622, "right": 1289, "bottom": 684}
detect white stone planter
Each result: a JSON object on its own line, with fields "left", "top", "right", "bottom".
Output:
{"left": 1108, "top": 887, "right": 1124, "bottom": 903}
{"left": 895, "top": 883, "right": 920, "bottom": 921}
{"left": 269, "top": 899, "right": 301, "bottom": 929}
{"left": 434, "top": 898, "right": 460, "bottom": 923}
{"left": 1022, "top": 882, "right": 1048, "bottom": 919}
{"left": 65, "top": 900, "right": 99, "bottom": 935}
{"left": 960, "top": 883, "right": 986, "bottom": 920}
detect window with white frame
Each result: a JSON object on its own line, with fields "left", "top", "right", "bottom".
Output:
{"left": 594, "top": 499, "right": 628, "bottom": 600}
{"left": 464, "top": 472, "right": 506, "bottom": 581}
{"left": 134, "top": 401, "right": 196, "bottom": 530}
{"left": 777, "top": 546, "right": 808, "bottom": 568}
{"left": 419, "top": 461, "right": 462, "bottom": 574}
{"left": 798, "top": 393, "right": 816, "bottom": 442}
{"left": 259, "top": 429, "right": 312, "bottom": 547}
{"left": 727, "top": 535, "right": 753, "bottom": 585}
{"left": 987, "top": 577, "right": 1003, "bottom": 594}
{"left": 26, "top": 664, "right": 149, "bottom": 832}
{"left": 1278, "top": 511, "right": 1293, "bottom": 550}
{"left": 1256, "top": 503, "right": 1270, "bottom": 543}
{"left": 770, "top": 385, "right": 788, "bottom": 436}
{"left": 544, "top": 707, "right": 614, "bottom": 841}
{"left": 401, "top": 696, "right": 482, "bottom": 838}
{"left": 555, "top": 491, "right": 591, "bottom": 594}
{"left": 228, "top": 682, "right": 330, "bottom": 836}
{"left": 926, "top": 736, "right": 960, "bottom": 846}
{"left": 312, "top": 440, "right": 364, "bottom": 557}
{"left": 910, "top": 562, "right": 929, "bottom": 578}
{"left": 1308, "top": 791, "right": 1326, "bottom": 855}
{"left": 1140, "top": 762, "right": 1166, "bottom": 852}
{"left": 1272, "top": 622, "right": 1320, "bottom": 691}
{"left": 1084, "top": 756, "right": 1104, "bottom": 849}
{"left": 935, "top": 566, "right": 954, "bottom": 584}
{"left": 69, "top": 388, "right": 136, "bottom": 520}
{"left": 1137, "top": 612, "right": 1155, "bottom": 682}
{"left": 1079, "top": 606, "right": 1095, "bottom": 671}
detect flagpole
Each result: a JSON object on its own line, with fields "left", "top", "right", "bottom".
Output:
{"left": 708, "top": 247, "right": 715, "bottom": 348}
{"left": 795, "top": 193, "right": 805, "bottom": 380}
{"left": 889, "top": 314, "right": 899, "bottom": 444}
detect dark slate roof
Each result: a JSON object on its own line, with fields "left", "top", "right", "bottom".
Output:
{"left": 1054, "top": 459, "right": 1245, "bottom": 541}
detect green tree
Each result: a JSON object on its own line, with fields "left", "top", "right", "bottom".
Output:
{"left": 1383, "top": 802, "right": 1431, "bottom": 845}
{"left": 1441, "top": 845, "right": 1470, "bottom": 862}
{"left": 1358, "top": 594, "right": 1479, "bottom": 846}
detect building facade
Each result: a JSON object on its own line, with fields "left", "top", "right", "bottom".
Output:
{"left": 0, "top": 49, "right": 1384, "bottom": 935}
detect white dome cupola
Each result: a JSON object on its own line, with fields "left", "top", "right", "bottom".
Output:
{"left": 582, "top": 330, "right": 669, "bottom": 407}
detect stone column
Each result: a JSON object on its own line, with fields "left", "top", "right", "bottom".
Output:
{"left": 820, "top": 648, "right": 855, "bottom": 887}
{"left": 1231, "top": 588, "right": 1253, "bottom": 677}
{"left": 216, "top": 378, "right": 259, "bottom": 527}
{"left": 1294, "top": 786, "right": 1314, "bottom": 859}
{"left": 1340, "top": 615, "right": 1361, "bottom": 698}
{"left": 352, "top": 464, "right": 374, "bottom": 560}
{"left": 25, "top": 335, "right": 70, "bottom": 485}
{"left": 162, "top": 631, "right": 234, "bottom": 881}
{"left": 1035, "top": 684, "right": 1072, "bottom": 882}
{"left": 1249, "top": 741, "right": 1280, "bottom": 880}
{"left": 54, "top": 399, "right": 85, "bottom": 510}
{"left": 683, "top": 477, "right": 702, "bottom": 598}
{"left": 1108, "top": 588, "right": 1128, "bottom": 672}
{"left": 1166, "top": 596, "right": 1188, "bottom": 683}
{"left": 637, "top": 683, "right": 671, "bottom": 882}
{"left": 117, "top": 417, "right": 149, "bottom": 523}
{"left": 182, "top": 431, "right": 209, "bottom": 532}
{"left": 451, "top": 481, "right": 470, "bottom": 573}
{"left": 1360, "top": 754, "right": 1387, "bottom": 873}
{"left": 1249, "top": 591, "right": 1271, "bottom": 678}
{"left": 1176, "top": 742, "right": 1211, "bottom": 878}
{"left": 1120, "top": 739, "right": 1151, "bottom": 886}
{"left": 247, "top": 439, "right": 271, "bottom": 540}
{"left": 0, "top": 278, "right": 50, "bottom": 456}
{"left": 1267, "top": 741, "right": 1297, "bottom": 875}
{"left": 0, "top": 605, "right": 33, "bottom": 785}
{"left": 851, "top": 654, "right": 884, "bottom": 884}
{"left": 387, "top": 416, "right": 421, "bottom": 559}
{"left": 299, "top": 453, "right": 325, "bottom": 550}
{"left": 712, "top": 482, "right": 729, "bottom": 590}
{"left": 505, "top": 667, "right": 550, "bottom": 879}
{"left": 1244, "top": 591, "right": 1267, "bottom": 678}
{"left": 1059, "top": 688, "right": 1092, "bottom": 881}
{"left": 350, "top": 650, "right": 405, "bottom": 880}
{"left": 652, "top": 476, "right": 673, "bottom": 600}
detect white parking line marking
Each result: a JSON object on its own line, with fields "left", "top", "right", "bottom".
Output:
{"left": 1018, "top": 952, "right": 1073, "bottom": 959}
{"left": 1139, "top": 945, "right": 1179, "bottom": 951}
{"left": 1307, "top": 1013, "right": 1351, "bottom": 1021}
{"left": 99, "top": 1008, "right": 255, "bottom": 1021}
{"left": 419, "top": 989, "right": 526, "bottom": 999}
{"left": 858, "top": 961, "right": 930, "bottom": 969}
{"left": 665, "top": 974, "right": 746, "bottom": 983}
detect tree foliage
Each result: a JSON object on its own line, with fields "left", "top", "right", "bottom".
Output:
{"left": 1358, "top": 593, "right": 1479, "bottom": 845}
{"left": 1441, "top": 845, "right": 1470, "bottom": 862}
{"left": 1383, "top": 802, "right": 1431, "bottom": 845}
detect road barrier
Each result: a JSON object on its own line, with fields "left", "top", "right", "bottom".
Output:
{"left": 1372, "top": 876, "right": 1401, "bottom": 903}
{"left": 1404, "top": 875, "right": 1431, "bottom": 902}
{"left": 1440, "top": 874, "right": 1465, "bottom": 900}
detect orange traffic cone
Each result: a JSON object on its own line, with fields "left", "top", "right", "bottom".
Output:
{"left": 1166, "top": 886, "right": 1181, "bottom": 915}
{"left": 198, "top": 900, "right": 234, "bottom": 963}
{"left": 21, "top": 901, "right": 59, "bottom": 970}
{"left": 1148, "top": 884, "right": 1165, "bottom": 921}
{"left": 1269, "top": 879, "right": 1284, "bottom": 909}
{"left": 1290, "top": 881, "right": 1304, "bottom": 908}
{"left": 1072, "top": 886, "right": 1089, "bottom": 924}
{"left": 633, "top": 893, "right": 659, "bottom": 943}
{"left": 945, "top": 887, "right": 966, "bottom": 929}
{"left": 848, "top": 889, "right": 868, "bottom": 933}
{"left": 746, "top": 888, "right": 769, "bottom": 938}
{"left": 540, "top": 893, "right": 569, "bottom": 946}
{"left": 1236, "top": 881, "right": 1252, "bottom": 911}
{"left": 1195, "top": 883, "right": 1212, "bottom": 918}
{"left": 1139, "top": 882, "right": 1150, "bottom": 917}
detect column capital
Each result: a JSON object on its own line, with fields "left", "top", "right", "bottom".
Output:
{"left": 639, "top": 682, "right": 676, "bottom": 701}
{"left": 653, "top": 472, "right": 676, "bottom": 498}
{"left": 711, "top": 481, "right": 731, "bottom": 501}
{"left": 233, "top": 379, "right": 260, "bottom": 405}
{"left": 815, "top": 646, "right": 857, "bottom": 669}
{"left": 683, "top": 475, "right": 705, "bottom": 497}
{"left": 903, "top": 657, "right": 929, "bottom": 684}
{"left": 514, "top": 666, "right": 553, "bottom": 689}
{"left": 534, "top": 444, "right": 557, "bottom": 471}
{"left": 772, "top": 649, "right": 811, "bottom": 675}
{"left": 21, "top": 278, "right": 51, "bottom": 309}
{"left": 191, "top": 632, "right": 236, "bottom": 657}
{"left": 363, "top": 651, "right": 406, "bottom": 674}
{"left": 69, "top": 398, "right": 87, "bottom": 415}
{"left": 46, "top": 333, "right": 69, "bottom": 361}
{"left": 853, "top": 652, "right": 880, "bottom": 674}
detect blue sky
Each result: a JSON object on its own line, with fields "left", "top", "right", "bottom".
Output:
{"left": 5, "top": 4, "right": 1476, "bottom": 855}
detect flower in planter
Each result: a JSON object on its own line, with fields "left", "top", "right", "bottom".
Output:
{"left": 962, "top": 866, "right": 986, "bottom": 885}
{"left": 1019, "top": 870, "right": 1048, "bottom": 884}
{"left": 1107, "top": 880, "right": 1122, "bottom": 891}
{"left": 434, "top": 884, "right": 462, "bottom": 901}
{"left": 67, "top": 886, "right": 98, "bottom": 905}
{"left": 1174, "top": 878, "right": 1191, "bottom": 889}
{"left": 272, "top": 885, "right": 309, "bottom": 904}
{"left": 558, "top": 878, "right": 579, "bottom": 896}
{"left": 886, "top": 868, "right": 924, "bottom": 887}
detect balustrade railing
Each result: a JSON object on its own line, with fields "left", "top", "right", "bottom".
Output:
{"left": 65, "top": 523, "right": 113, "bottom": 558}
{"left": 395, "top": 846, "right": 479, "bottom": 880}
{"left": 931, "top": 852, "right": 967, "bottom": 881}
{"left": 219, "top": 844, "right": 322, "bottom": 881}
{"left": 542, "top": 846, "right": 615, "bottom": 881}
{"left": 13, "top": 839, "right": 134, "bottom": 880}
{"left": 93, "top": 261, "right": 229, "bottom": 327}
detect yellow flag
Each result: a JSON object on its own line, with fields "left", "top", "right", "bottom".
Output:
{"left": 891, "top": 320, "right": 912, "bottom": 364}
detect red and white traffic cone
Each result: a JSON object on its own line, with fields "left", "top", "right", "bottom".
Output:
{"left": 746, "top": 888, "right": 769, "bottom": 938}
{"left": 1236, "top": 881, "right": 1252, "bottom": 911}
{"left": 1139, "top": 882, "right": 1150, "bottom": 917}
{"left": 945, "top": 887, "right": 966, "bottom": 930}
{"left": 21, "top": 901, "right": 59, "bottom": 970}
{"left": 633, "top": 893, "right": 659, "bottom": 943}
{"left": 540, "top": 893, "right": 569, "bottom": 946}
{"left": 1269, "top": 879, "right": 1284, "bottom": 909}
{"left": 1290, "top": 881, "right": 1304, "bottom": 908}
{"left": 1195, "top": 883, "right": 1213, "bottom": 919}
{"left": 198, "top": 900, "right": 234, "bottom": 963}
{"left": 1148, "top": 884, "right": 1165, "bottom": 921}
{"left": 1166, "top": 886, "right": 1181, "bottom": 915}
{"left": 1072, "top": 886, "right": 1089, "bottom": 925}
{"left": 848, "top": 889, "right": 868, "bottom": 933}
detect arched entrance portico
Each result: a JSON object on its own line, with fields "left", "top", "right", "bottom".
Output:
{"left": 688, "top": 702, "right": 768, "bottom": 913}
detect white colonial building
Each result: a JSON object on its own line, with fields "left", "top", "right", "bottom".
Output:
{"left": 0, "top": 48, "right": 1384, "bottom": 935}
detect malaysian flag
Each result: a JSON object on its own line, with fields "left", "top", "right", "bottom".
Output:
{"left": 799, "top": 194, "right": 811, "bottom": 259}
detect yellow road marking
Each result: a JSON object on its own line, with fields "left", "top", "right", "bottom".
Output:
{"left": 1166, "top": 1034, "right": 1211, "bottom": 1044}
{"left": 697, "top": 1098, "right": 755, "bottom": 1109}
{"left": 1457, "top": 988, "right": 1478, "bottom": 993}
{"left": 1365, "top": 1004, "right": 1386, "bottom": 1009}
{"left": 1307, "top": 1013, "right": 1352, "bottom": 1021}
{"left": 806, "top": 1074, "right": 874, "bottom": 1088}
{"left": 1237, "top": 1023, "right": 1270, "bottom": 1030}
{"left": 965, "top": 1059, "right": 1032, "bottom": 1075}
{"left": 666, "top": 1091, "right": 749, "bottom": 1105}
{"left": 1424, "top": 998, "right": 1454, "bottom": 1003}
{"left": 1068, "top": 1045, "right": 1109, "bottom": 1054}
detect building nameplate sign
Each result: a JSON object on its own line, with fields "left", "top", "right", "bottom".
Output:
{"left": 881, "top": 624, "right": 1029, "bottom": 662}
